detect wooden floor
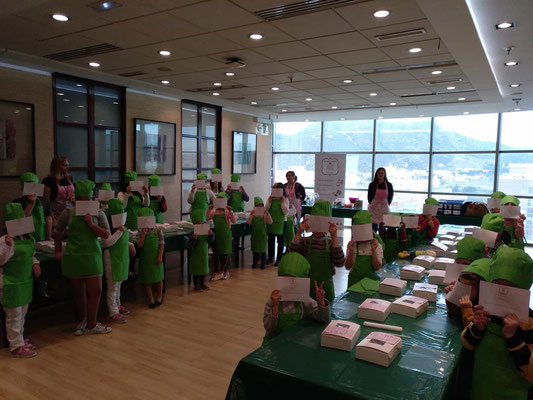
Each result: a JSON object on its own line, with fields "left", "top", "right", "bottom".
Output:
{"left": 0, "top": 243, "right": 350, "bottom": 400}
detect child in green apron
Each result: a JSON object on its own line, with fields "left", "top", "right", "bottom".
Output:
{"left": 54, "top": 180, "right": 112, "bottom": 335}
{"left": 500, "top": 195, "right": 525, "bottom": 250}
{"left": 266, "top": 183, "right": 289, "bottom": 266}
{"left": 98, "top": 182, "right": 113, "bottom": 214}
{"left": 190, "top": 209, "right": 214, "bottom": 291}
{"left": 345, "top": 211, "right": 384, "bottom": 288}
{"left": 417, "top": 198, "right": 440, "bottom": 243}
{"left": 246, "top": 197, "right": 272, "bottom": 269}
{"left": 461, "top": 247, "right": 533, "bottom": 400}
{"left": 480, "top": 213, "right": 506, "bottom": 257}
{"left": 148, "top": 174, "right": 167, "bottom": 223}
{"left": 263, "top": 252, "right": 330, "bottom": 344}
{"left": 226, "top": 174, "right": 249, "bottom": 253}
{"left": 15, "top": 172, "right": 52, "bottom": 242}
{"left": 284, "top": 205, "right": 297, "bottom": 249}
{"left": 209, "top": 168, "right": 224, "bottom": 194}
{"left": 207, "top": 193, "right": 236, "bottom": 280}
{"left": 102, "top": 199, "right": 136, "bottom": 323}
{"left": 0, "top": 203, "right": 41, "bottom": 358}
{"left": 188, "top": 173, "right": 215, "bottom": 219}
{"left": 118, "top": 171, "right": 150, "bottom": 231}
{"left": 489, "top": 191, "right": 506, "bottom": 213}
{"left": 136, "top": 207, "right": 165, "bottom": 308}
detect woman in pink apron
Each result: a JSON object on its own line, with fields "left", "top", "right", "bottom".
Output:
{"left": 43, "top": 156, "right": 75, "bottom": 225}
{"left": 283, "top": 171, "right": 306, "bottom": 220}
{"left": 367, "top": 167, "right": 394, "bottom": 230}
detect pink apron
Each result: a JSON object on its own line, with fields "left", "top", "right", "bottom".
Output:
{"left": 51, "top": 180, "right": 75, "bottom": 221}
{"left": 285, "top": 184, "right": 301, "bottom": 219}
{"left": 368, "top": 185, "right": 390, "bottom": 224}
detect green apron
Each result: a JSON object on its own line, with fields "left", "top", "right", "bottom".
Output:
{"left": 109, "top": 229, "right": 130, "bottom": 282}
{"left": 284, "top": 216, "right": 295, "bottom": 247}
{"left": 348, "top": 241, "right": 374, "bottom": 288}
{"left": 138, "top": 230, "right": 163, "bottom": 284}
{"left": 1, "top": 238, "right": 34, "bottom": 308}
{"left": 125, "top": 194, "right": 142, "bottom": 230}
{"left": 230, "top": 190, "right": 244, "bottom": 212}
{"left": 149, "top": 196, "right": 163, "bottom": 223}
{"left": 267, "top": 199, "right": 284, "bottom": 235}
{"left": 190, "top": 234, "right": 209, "bottom": 275}
{"left": 31, "top": 198, "right": 46, "bottom": 242}
{"left": 407, "top": 229, "right": 419, "bottom": 248}
{"left": 62, "top": 213, "right": 103, "bottom": 277}
{"left": 214, "top": 213, "right": 233, "bottom": 255}
{"left": 503, "top": 222, "right": 525, "bottom": 250}
{"left": 384, "top": 229, "right": 399, "bottom": 263}
{"left": 192, "top": 190, "right": 208, "bottom": 221}
{"left": 307, "top": 237, "right": 335, "bottom": 302}
{"left": 472, "top": 321, "right": 529, "bottom": 400}
{"left": 251, "top": 216, "right": 267, "bottom": 253}
{"left": 262, "top": 302, "right": 301, "bottom": 344}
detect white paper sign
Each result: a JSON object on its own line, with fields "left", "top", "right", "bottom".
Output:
{"left": 444, "top": 263, "right": 467, "bottom": 284}
{"left": 306, "top": 215, "right": 331, "bottom": 233}
{"left": 211, "top": 173, "right": 222, "bottom": 182}
{"left": 383, "top": 214, "right": 401, "bottom": 227}
{"left": 214, "top": 198, "right": 227, "bottom": 209}
{"left": 75, "top": 200, "right": 100, "bottom": 216}
{"left": 150, "top": 186, "right": 164, "bottom": 196}
{"left": 472, "top": 227, "right": 497, "bottom": 248}
{"left": 287, "top": 207, "right": 297, "bottom": 217}
{"left": 253, "top": 206, "right": 265, "bottom": 217}
{"left": 479, "top": 281, "right": 530, "bottom": 322}
{"left": 194, "top": 223, "right": 210, "bottom": 235}
{"left": 431, "top": 240, "right": 449, "bottom": 252}
{"left": 271, "top": 188, "right": 284, "bottom": 198}
{"left": 193, "top": 179, "right": 206, "bottom": 189}
{"left": 275, "top": 276, "right": 311, "bottom": 302}
{"left": 230, "top": 182, "right": 241, "bottom": 191}
{"left": 352, "top": 224, "right": 374, "bottom": 242}
{"left": 315, "top": 153, "right": 346, "bottom": 202}
{"left": 402, "top": 215, "right": 419, "bottom": 229}
{"left": 98, "top": 190, "right": 115, "bottom": 201}
{"left": 138, "top": 216, "right": 156, "bottom": 229}
{"left": 423, "top": 204, "right": 439, "bottom": 216}
{"left": 500, "top": 205, "right": 520, "bottom": 219}
{"left": 487, "top": 198, "right": 501, "bottom": 210}
{"left": 5, "top": 216, "right": 35, "bottom": 237}
{"left": 445, "top": 281, "right": 472, "bottom": 307}
{"left": 111, "top": 212, "right": 127, "bottom": 228}
{"left": 23, "top": 182, "right": 44, "bottom": 197}
{"left": 129, "top": 180, "right": 145, "bottom": 191}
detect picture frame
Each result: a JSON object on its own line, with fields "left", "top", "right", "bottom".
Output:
{"left": 0, "top": 99, "right": 35, "bottom": 177}
{"left": 134, "top": 118, "right": 176, "bottom": 175}
{"left": 232, "top": 131, "right": 257, "bottom": 174}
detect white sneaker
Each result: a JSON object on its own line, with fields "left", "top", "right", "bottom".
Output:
{"left": 223, "top": 270, "right": 230, "bottom": 280}
{"left": 74, "top": 318, "right": 87, "bottom": 336}
{"left": 84, "top": 323, "right": 112, "bottom": 335}
{"left": 211, "top": 272, "right": 224, "bottom": 281}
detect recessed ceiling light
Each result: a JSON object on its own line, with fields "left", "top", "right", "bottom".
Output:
{"left": 251, "top": 101, "right": 257, "bottom": 105}
{"left": 76, "top": 83, "right": 83, "bottom": 87}
{"left": 510, "top": 83, "right": 521, "bottom": 88}
{"left": 281, "top": 109, "right": 287, "bottom": 112}
{"left": 63, "top": 98, "right": 70, "bottom": 102}
{"left": 64, "top": 115, "right": 68, "bottom": 118}
{"left": 378, "top": 116, "right": 384, "bottom": 119}
{"left": 419, "top": 114, "right": 424, "bottom": 117}
{"left": 212, "top": 92, "right": 220, "bottom": 96}
{"left": 113, "top": 101, "right": 118, "bottom": 105}
{"left": 225, "top": 72, "right": 235, "bottom": 77}
{"left": 373, "top": 10, "right": 390, "bottom": 18}
{"left": 447, "top": 86, "right": 456, "bottom": 90}
{"left": 305, "top": 98, "right": 313, "bottom": 101}
{"left": 249, "top": 33, "right": 263, "bottom": 40}
{"left": 340, "top": 118, "right": 345, "bottom": 120}
{"left": 159, "top": 50, "right": 171, "bottom": 56}
{"left": 91, "top": 1, "right": 122, "bottom": 11}
{"left": 463, "top": 112, "right": 469, "bottom": 115}
{"left": 496, "top": 21, "right": 514, "bottom": 29}
{"left": 26, "top": 107, "right": 31, "bottom": 111}
{"left": 89, "top": 62, "right": 100, "bottom": 67}
{"left": 432, "top": 70, "right": 442, "bottom": 75}
{"left": 271, "top": 87, "right": 279, "bottom": 91}
{"left": 409, "top": 47, "right": 422, "bottom": 53}
{"left": 160, "top": 80, "right": 170, "bottom": 85}
{"left": 78, "top": 105, "right": 84, "bottom": 108}
{"left": 505, "top": 61, "right": 518, "bottom": 66}
{"left": 213, "top": 82, "right": 222, "bottom": 86}
{"left": 514, "top": 108, "right": 521, "bottom": 111}
{"left": 57, "top": 92, "right": 64, "bottom": 96}
{"left": 390, "top": 102, "right": 396, "bottom": 106}
{"left": 369, "top": 93, "right": 378, "bottom": 96}
{"left": 305, "top": 119, "right": 309, "bottom": 122}
{"left": 458, "top": 97, "right": 466, "bottom": 101}
{"left": 343, "top": 79, "right": 353, "bottom": 83}
{"left": 331, "top": 106, "right": 338, "bottom": 109}
{"left": 51, "top": 14, "right": 69, "bottom": 22}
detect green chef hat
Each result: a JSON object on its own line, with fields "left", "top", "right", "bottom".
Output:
{"left": 211, "top": 168, "right": 222, "bottom": 175}
{"left": 148, "top": 174, "right": 161, "bottom": 187}
{"left": 19, "top": 172, "right": 38, "bottom": 185}
{"left": 352, "top": 210, "right": 372, "bottom": 225}
{"left": 491, "top": 191, "right": 506, "bottom": 199}
{"left": 462, "top": 258, "right": 491, "bottom": 282}
{"left": 489, "top": 247, "right": 533, "bottom": 289}
{"left": 425, "top": 197, "right": 439, "bottom": 206}
{"left": 481, "top": 213, "right": 504, "bottom": 234}
{"left": 191, "top": 209, "right": 206, "bottom": 223}
{"left": 75, "top": 180, "right": 95, "bottom": 197}
{"left": 231, "top": 174, "right": 241, "bottom": 182}
{"left": 278, "top": 252, "right": 310, "bottom": 278}
{"left": 100, "top": 183, "right": 112, "bottom": 191}
{"left": 107, "top": 198, "right": 124, "bottom": 216}
{"left": 311, "top": 200, "right": 332, "bottom": 217}
{"left": 137, "top": 207, "right": 154, "bottom": 217}
{"left": 456, "top": 236, "right": 486, "bottom": 262}
{"left": 197, "top": 172, "right": 207, "bottom": 180}
{"left": 4, "top": 202, "right": 25, "bottom": 221}
{"left": 501, "top": 195, "right": 519, "bottom": 206}
{"left": 216, "top": 192, "right": 229, "bottom": 199}
{"left": 124, "top": 171, "right": 137, "bottom": 183}
{"left": 254, "top": 196, "right": 263, "bottom": 206}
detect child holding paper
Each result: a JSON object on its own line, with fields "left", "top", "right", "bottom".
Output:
{"left": 266, "top": 183, "right": 289, "bottom": 266}
{"left": 102, "top": 199, "right": 136, "bottom": 323}
{"left": 488, "top": 191, "right": 506, "bottom": 213}
{"left": 207, "top": 193, "right": 236, "bottom": 280}
{"left": 118, "top": 171, "right": 150, "bottom": 231}
{"left": 345, "top": 211, "right": 384, "bottom": 288}
{"left": 284, "top": 204, "right": 297, "bottom": 249}
{"left": 461, "top": 247, "right": 533, "bottom": 399}
{"left": 417, "top": 198, "right": 440, "bottom": 242}
{"left": 0, "top": 203, "right": 41, "bottom": 357}
{"left": 148, "top": 174, "right": 167, "bottom": 223}
{"left": 247, "top": 197, "right": 272, "bottom": 269}
{"left": 225, "top": 174, "right": 249, "bottom": 213}
{"left": 190, "top": 209, "right": 214, "bottom": 291}
{"left": 263, "top": 252, "right": 330, "bottom": 344}
{"left": 98, "top": 183, "right": 113, "bottom": 214}
{"left": 15, "top": 172, "right": 52, "bottom": 241}
{"left": 500, "top": 195, "right": 525, "bottom": 250}
{"left": 209, "top": 168, "right": 224, "bottom": 194}
{"left": 188, "top": 173, "right": 215, "bottom": 221}
{"left": 479, "top": 213, "right": 507, "bottom": 257}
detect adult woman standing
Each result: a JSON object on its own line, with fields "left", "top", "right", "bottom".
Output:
{"left": 367, "top": 167, "right": 394, "bottom": 230}
{"left": 283, "top": 171, "right": 306, "bottom": 219}
{"left": 42, "top": 156, "right": 75, "bottom": 225}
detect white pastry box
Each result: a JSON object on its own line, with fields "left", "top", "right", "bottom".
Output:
{"left": 357, "top": 298, "right": 392, "bottom": 322}
{"left": 320, "top": 320, "right": 361, "bottom": 351}
{"left": 430, "top": 241, "right": 448, "bottom": 257}
{"left": 355, "top": 332, "right": 402, "bottom": 367}
{"left": 438, "top": 234, "right": 456, "bottom": 241}
{"left": 391, "top": 295, "right": 429, "bottom": 318}
{"left": 413, "top": 282, "right": 438, "bottom": 302}
{"left": 433, "top": 257, "right": 455, "bottom": 270}
{"left": 446, "top": 250, "right": 458, "bottom": 259}
{"left": 428, "top": 269, "right": 446, "bottom": 285}
{"left": 413, "top": 255, "right": 435, "bottom": 269}
{"left": 400, "top": 265, "right": 426, "bottom": 281}
{"left": 379, "top": 278, "right": 407, "bottom": 297}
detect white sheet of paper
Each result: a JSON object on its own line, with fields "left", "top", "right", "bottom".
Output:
{"left": 129, "top": 180, "right": 145, "bottom": 191}
{"left": 194, "top": 223, "right": 210, "bottom": 235}
{"left": 75, "top": 200, "right": 100, "bottom": 216}
{"left": 352, "top": 224, "right": 374, "bottom": 242}
{"left": 472, "top": 227, "right": 497, "bottom": 248}
{"left": 287, "top": 207, "right": 297, "bottom": 216}
{"left": 231, "top": 182, "right": 241, "bottom": 190}
{"left": 423, "top": 204, "right": 439, "bottom": 216}
{"left": 137, "top": 216, "right": 156, "bottom": 229}
{"left": 275, "top": 276, "right": 311, "bottom": 302}
{"left": 445, "top": 281, "right": 472, "bottom": 307}
{"left": 271, "top": 188, "right": 284, "bottom": 198}
{"left": 23, "top": 182, "right": 44, "bottom": 197}
{"left": 443, "top": 263, "right": 467, "bottom": 284}
{"left": 111, "top": 212, "right": 127, "bottom": 228}
{"left": 431, "top": 240, "right": 449, "bottom": 252}
{"left": 487, "top": 198, "right": 501, "bottom": 210}
{"left": 98, "top": 190, "right": 115, "bottom": 201}
{"left": 479, "top": 281, "right": 530, "bottom": 322}
{"left": 500, "top": 205, "right": 521, "bottom": 219}
{"left": 402, "top": 215, "right": 419, "bottom": 229}
{"left": 150, "top": 186, "right": 164, "bottom": 196}
{"left": 214, "top": 198, "right": 227, "bottom": 209}
{"left": 253, "top": 206, "right": 265, "bottom": 217}
{"left": 5, "top": 216, "right": 35, "bottom": 237}
{"left": 193, "top": 179, "right": 206, "bottom": 189}
{"left": 307, "top": 215, "right": 332, "bottom": 233}
{"left": 211, "top": 173, "right": 222, "bottom": 182}
{"left": 383, "top": 214, "right": 401, "bottom": 227}
{"left": 358, "top": 240, "right": 372, "bottom": 256}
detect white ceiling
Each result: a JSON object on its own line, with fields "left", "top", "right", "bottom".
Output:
{"left": 0, "top": 0, "right": 531, "bottom": 120}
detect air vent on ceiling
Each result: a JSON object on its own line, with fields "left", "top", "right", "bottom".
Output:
{"left": 118, "top": 71, "right": 146, "bottom": 77}
{"left": 227, "top": 97, "right": 247, "bottom": 101}
{"left": 427, "top": 78, "right": 463, "bottom": 85}
{"left": 186, "top": 84, "right": 247, "bottom": 93}
{"left": 400, "top": 89, "right": 476, "bottom": 98}
{"left": 400, "top": 93, "right": 437, "bottom": 98}
{"left": 375, "top": 28, "right": 427, "bottom": 42}
{"left": 255, "top": 0, "right": 361, "bottom": 21}
{"left": 361, "top": 60, "right": 457, "bottom": 75}
{"left": 44, "top": 43, "right": 121, "bottom": 61}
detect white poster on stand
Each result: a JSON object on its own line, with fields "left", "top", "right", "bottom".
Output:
{"left": 315, "top": 153, "right": 346, "bottom": 202}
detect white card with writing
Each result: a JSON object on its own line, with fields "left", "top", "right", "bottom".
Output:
{"left": 445, "top": 281, "right": 472, "bottom": 307}
{"left": 479, "top": 280, "right": 530, "bottom": 322}
{"left": 75, "top": 200, "right": 100, "bottom": 216}
{"left": 271, "top": 188, "right": 284, "bottom": 198}
{"left": 214, "top": 198, "right": 227, "bottom": 209}
{"left": 111, "top": 212, "right": 127, "bottom": 228}
{"left": 383, "top": 214, "right": 401, "bottom": 227}
{"left": 194, "top": 223, "right": 210, "bottom": 235}
{"left": 423, "top": 204, "right": 439, "bottom": 216}
{"left": 150, "top": 186, "right": 164, "bottom": 196}
{"left": 402, "top": 215, "right": 419, "bottom": 229}
{"left": 275, "top": 276, "right": 310, "bottom": 302}
{"left": 5, "top": 216, "right": 35, "bottom": 237}
{"left": 500, "top": 205, "right": 521, "bottom": 219}
{"left": 231, "top": 182, "right": 241, "bottom": 190}
{"left": 23, "top": 182, "right": 44, "bottom": 197}
{"left": 138, "top": 216, "right": 156, "bottom": 229}
{"left": 358, "top": 240, "right": 372, "bottom": 256}
{"left": 487, "top": 198, "right": 501, "bottom": 210}
{"left": 253, "top": 206, "right": 265, "bottom": 217}
{"left": 193, "top": 179, "right": 206, "bottom": 189}
{"left": 98, "top": 190, "right": 115, "bottom": 201}
{"left": 352, "top": 223, "right": 374, "bottom": 242}
{"left": 129, "top": 180, "right": 145, "bottom": 191}
{"left": 306, "top": 215, "right": 332, "bottom": 233}
{"left": 211, "top": 173, "right": 222, "bottom": 182}
{"left": 443, "top": 263, "right": 467, "bottom": 284}
{"left": 472, "top": 227, "right": 497, "bottom": 248}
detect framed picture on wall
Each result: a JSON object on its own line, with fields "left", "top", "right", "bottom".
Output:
{"left": 134, "top": 118, "right": 176, "bottom": 175}
{"left": 0, "top": 100, "right": 35, "bottom": 177}
{"left": 232, "top": 131, "right": 257, "bottom": 174}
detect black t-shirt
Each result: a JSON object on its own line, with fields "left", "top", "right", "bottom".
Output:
{"left": 42, "top": 176, "right": 74, "bottom": 201}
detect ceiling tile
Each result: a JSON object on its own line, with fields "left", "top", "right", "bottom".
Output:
{"left": 303, "top": 32, "right": 374, "bottom": 54}
{"left": 230, "top": 0, "right": 302, "bottom": 11}
{"left": 252, "top": 84, "right": 297, "bottom": 93}
{"left": 389, "top": 87, "right": 433, "bottom": 96}
{"left": 379, "top": 80, "right": 426, "bottom": 90}
{"left": 233, "top": 76, "right": 279, "bottom": 86}
{"left": 307, "top": 87, "right": 349, "bottom": 95}
{"left": 380, "top": 39, "right": 449, "bottom": 61}
{"left": 323, "top": 76, "right": 373, "bottom": 86}
{"left": 152, "top": 56, "right": 226, "bottom": 75}
{"left": 323, "top": 93, "right": 360, "bottom": 100}
{"left": 117, "top": 12, "right": 206, "bottom": 41}
{"left": 365, "top": 70, "right": 414, "bottom": 83}
{"left": 126, "top": 40, "right": 198, "bottom": 60}
{"left": 265, "top": 72, "right": 315, "bottom": 83}
{"left": 396, "top": 53, "right": 455, "bottom": 66}
{"left": 86, "top": 0, "right": 203, "bottom": 22}
{"left": 328, "top": 48, "right": 390, "bottom": 66}
{"left": 348, "top": 60, "right": 399, "bottom": 73}
{"left": 306, "top": 67, "right": 355, "bottom": 79}
{"left": 208, "top": 49, "right": 273, "bottom": 65}
{"left": 216, "top": 87, "right": 265, "bottom": 96}
{"left": 271, "top": 10, "right": 354, "bottom": 39}
{"left": 79, "top": 22, "right": 157, "bottom": 48}
{"left": 168, "top": 33, "right": 244, "bottom": 56}
{"left": 0, "top": 16, "right": 62, "bottom": 46}
{"left": 360, "top": 19, "right": 439, "bottom": 47}
{"left": 217, "top": 23, "right": 294, "bottom": 48}
{"left": 408, "top": 65, "right": 464, "bottom": 79}
{"left": 31, "top": 34, "right": 102, "bottom": 57}
{"left": 245, "top": 62, "right": 295, "bottom": 75}
{"left": 254, "top": 41, "right": 320, "bottom": 61}
{"left": 289, "top": 79, "right": 333, "bottom": 90}
{"left": 282, "top": 56, "right": 340, "bottom": 71}
{"left": 67, "top": 49, "right": 155, "bottom": 70}
{"left": 342, "top": 83, "right": 388, "bottom": 93}
{"left": 278, "top": 90, "right": 314, "bottom": 98}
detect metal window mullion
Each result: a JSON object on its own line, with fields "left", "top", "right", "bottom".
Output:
{"left": 494, "top": 113, "right": 502, "bottom": 192}
{"left": 371, "top": 119, "right": 376, "bottom": 175}
{"left": 428, "top": 116, "right": 434, "bottom": 197}
{"left": 320, "top": 121, "right": 324, "bottom": 153}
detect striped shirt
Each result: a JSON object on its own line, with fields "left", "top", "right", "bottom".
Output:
{"left": 288, "top": 236, "right": 345, "bottom": 267}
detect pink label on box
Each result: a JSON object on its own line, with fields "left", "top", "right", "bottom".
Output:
{"left": 368, "top": 331, "right": 401, "bottom": 345}
{"left": 360, "top": 298, "right": 389, "bottom": 312}
{"left": 399, "top": 295, "right": 426, "bottom": 305}
{"left": 323, "top": 321, "right": 357, "bottom": 339}
{"left": 402, "top": 265, "right": 424, "bottom": 273}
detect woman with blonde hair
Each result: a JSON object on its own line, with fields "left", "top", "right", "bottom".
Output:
{"left": 42, "top": 156, "right": 75, "bottom": 224}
